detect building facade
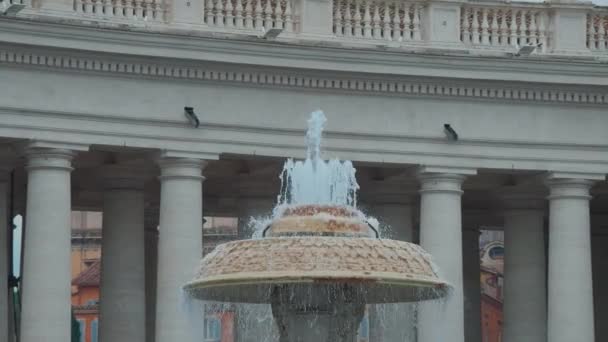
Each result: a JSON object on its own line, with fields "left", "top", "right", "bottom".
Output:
{"left": 1, "top": 0, "right": 608, "bottom": 341}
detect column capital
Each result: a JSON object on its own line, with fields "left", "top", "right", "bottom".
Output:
{"left": 98, "top": 165, "right": 154, "bottom": 190}
{"left": 157, "top": 157, "right": 208, "bottom": 181}
{"left": 417, "top": 171, "right": 468, "bottom": 195}
{"left": 545, "top": 177, "right": 594, "bottom": 200}
{"left": 24, "top": 147, "right": 75, "bottom": 172}
{"left": 498, "top": 189, "right": 547, "bottom": 214}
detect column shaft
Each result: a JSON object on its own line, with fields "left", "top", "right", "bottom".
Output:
{"left": 369, "top": 202, "right": 415, "bottom": 342}
{"left": 547, "top": 179, "right": 595, "bottom": 342}
{"left": 0, "top": 176, "right": 9, "bottom": 342}
{"left": 503, "top": 209, "right": 546, "bottom": 342}
{"left": 417, "top": 173, "right": 466, "bottom": 342}
{"left": 463, "top": 228, "right": 481, "bottom": 342}
{"left": 155, "top": 158, "right": 205, "bottom": 342}
{"left": 145, "top": 228, "right": 158, "bottom": 342}
{"left": 99, "top": 187, "right": 146, "bottom": 342}
{"left": 20, "top": 148, "right": 73, "bottom": 342}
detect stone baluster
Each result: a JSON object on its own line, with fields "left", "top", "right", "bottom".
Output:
{"left": 363, "top": 1, "right": 372, "bottom": 38}
{"left": 244, "top": 0, "right": 253, "bottom": 28}
{"left": 383, "top": 2, "right": 391, "bottom": 40}
{"left": 412, "top": 3, "right": 421, "bottom": 40}
{"left": 275, "top": 0, "right": 284, "bottom": 30}
{"left": 353, "top": 1, "right": 362, "bottom": 37}
{"left": 602, "top": 16, "right": 608, "bottom": 50}
{"left": 587, "top": 14, "right": 595, "bottom": 50}
{"left": 135, "top": 0, "right": 143, "bottom": 19}
{"left": 205, "top": 0, "right": 214, "bottom": 24}
{"left": 103, "top": 0, "right": 113, "bottom": 17}
{"left": 344, "top": 0, "right": 352, "bottom": 37}
{"left": 538, "top": 12, "right": 547, "bottom": 52}
{"left": 480, "top": 7, "right": 489, "bottom": 45}
{"left": 284, "top": 0, "right": 293, "bottom": 32}
{"left": 490, "top": 9, "right": 499, "bottom": 45}
{"left": 510, "top": 10, "right": 518, "bottom": 47}
{"left": 372, "top": 3, "right": 381, "bottom": 39}
{"left": 153, "top": 1, "right": 163, "bottom": 22}
{"left": 235, "top": 0, "right": 243, "bottom": 28}
{"left": 333, "top": 0, "right": 342, "bottom": 35}
{"left": 461, "top": 7, "right": 471, "bottom": 44}
{"left": 391, "top": 1, "right": 400, "bottom": 41}
{"left": 529, "top": 11, "right": 538, "bottom": 46}
{"left": 84, "top": 0, "right": 93, "bottom": 14}
{"left": 216, "top": 0, "right": 226, "bottom": 27}
{"left": 124, "top": 0, "right": 134, "bottom": 18}
{"left": 263, "top": 0, "right": 273, "bottom": 30}
{"left": 225, "top": 0, "right": 234, "bottom": 27}
{"left": 515, "top": 10, "right": 523, "bottom": 46}
{"left": 93, "top": 0, "right": 102, "bottom": 15}
{"left": 471, "top": 7, "right": 479, "bottom": 44}
{"left": 254, "top": 0, "right": 263, "bottom": 29}
{"left": 499, "top": 9, "right": 508, "bottom": 45}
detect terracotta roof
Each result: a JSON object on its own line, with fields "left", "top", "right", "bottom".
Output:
{"left": 72, "top": 260, "right": 101, "bottom": 287}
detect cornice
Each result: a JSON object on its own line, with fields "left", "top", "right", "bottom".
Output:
{"left": 1, "top": 17, "right": 608, "bottom": 88}
{"left": 1, "top": 44, "right": 608, "bottom": 106}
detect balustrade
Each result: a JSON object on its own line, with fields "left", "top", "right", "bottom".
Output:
{"left": 204, "top": 0, "right": 296, "bottom": 32}
{"left": 333, "top": 0, "right": 423, "bottom": 42}
{"left": 5, "top": 0, "right": 608, "bottom": 57}
{"left": 74, "top": 0, "right": 166, "bottom": 21}
{"left": 461, "top": 4, "right": 549, "bottom": 52}
{"left": 588, "top": 10, "right": 608, "bottom": 52}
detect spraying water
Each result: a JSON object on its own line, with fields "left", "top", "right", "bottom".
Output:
{"left": 277, "top": 110, "right": 359, "bottom": 207}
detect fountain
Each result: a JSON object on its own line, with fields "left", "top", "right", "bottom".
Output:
{"left": 183, "top": 111, "right": 450, "bottom": 342}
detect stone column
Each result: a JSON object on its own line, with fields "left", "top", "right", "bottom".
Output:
{"left": 0, "top": 170, "right": 9, "bottom": 342}
{"left": 417, "top": 171, "right": 470, "bottom": 342}
{"left": 99, "top": 173, "right": 146, "bottom": 342}
{"left": 20, "top": 148, "right": 74, "bottom": 342}
{"left": 145, "top": 205, "right": 159, "bottom": 342}
{"left": 546, "top": 178, "right": 595, "bottom": 342}
{"left": 237, "top": 197, "right": 275, "bottom": 239}
{"left": 369, "top": 200, "right": 415, "bottom": 342}
{"left": 502, "top": 195, "right": 546, "bottom": 342}
{"left": 462, "top": 228, "right": 481, "bottom": 342}
{"left": 155, "top": 158, "right": 206, "bottom": 342}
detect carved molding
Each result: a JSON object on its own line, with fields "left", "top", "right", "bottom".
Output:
{"left": 1, "top": 48, "right": 607, "bottom": 105}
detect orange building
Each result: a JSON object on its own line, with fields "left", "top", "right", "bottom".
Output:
{"left": 71, "top": 261, "right": 100, "bottom": 342}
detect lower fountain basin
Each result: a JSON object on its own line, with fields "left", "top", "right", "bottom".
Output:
{"left": 184, "top": 236, "right": 450, "bottom": 304}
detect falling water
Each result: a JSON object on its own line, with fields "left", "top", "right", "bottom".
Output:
{"left": 277, "top": 110, "right": 359, "bottom": 207}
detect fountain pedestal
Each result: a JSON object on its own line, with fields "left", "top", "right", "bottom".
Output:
{"left": 271, "top": 285, "right": 366, "bottom": 342}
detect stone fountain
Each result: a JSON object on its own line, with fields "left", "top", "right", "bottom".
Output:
{"left": 183, "top": 111, "right": 450, "bottom": 342}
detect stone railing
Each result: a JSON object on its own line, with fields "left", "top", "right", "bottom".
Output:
{"left": 333, "top": 0, "right": 424, "bottom": 42}
{"left": 73, "top": 0, "right": 166, "bottom": 21}
{"left": 5, "top": 0, "right": 608, "bottom": 57}
{"left": 460, "top": 3, "right": 550, "bottom": 53}
{"left": 588, "top": 9, "right": 608, "bottom": 51}
{"left": 203, "top": 0, "right": 296, "bottom": 33}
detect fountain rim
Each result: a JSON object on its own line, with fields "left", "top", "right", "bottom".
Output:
{"left": 183, "top": 271, "right": 450, "bottom": 291}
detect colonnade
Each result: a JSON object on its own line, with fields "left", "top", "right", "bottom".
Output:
{"left": 0, "top": 146, "right": 600, "bottom": 342}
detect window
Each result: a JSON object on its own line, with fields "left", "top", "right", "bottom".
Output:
{"left": 91, "top": 319, "right": 99, "bottom": 342}
{"left": 488, "top": 246, "right": 504, "bottom": 260}
{"left": 77, "top": 319, "right": 86, "bottom": 342}
{"left": 204, "top": 316, "right": 222, "bottom": 341}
